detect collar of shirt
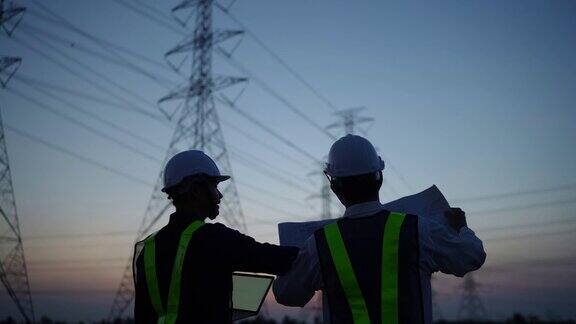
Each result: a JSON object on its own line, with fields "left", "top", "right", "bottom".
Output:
{"left": 343, "top": 200, "right": 385, "bottom": 219}
{"left": 168, "top": 211, "right": 204, "bottom": 228}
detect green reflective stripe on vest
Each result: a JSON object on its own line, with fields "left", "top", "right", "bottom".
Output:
{"left": 144, "top": 233, "right": 164, "bottom": 316}
{"left": 143, "top": 220, "right": 205, "bottom": 324}
{"left": 381, "top": 212, "right": 406, "bottom": 324}
{"left": 165, "top": 220, "right": 204, "bottom": 323}
{"left": 324, "top": 222, "right": 370, "bottom": 324}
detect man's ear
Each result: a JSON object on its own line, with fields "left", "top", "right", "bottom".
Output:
{"left": 330, "top": 178, "right": 341, "bottom": 196}
{"left": 376, "top": 171, "right": 383, "bottom": 189}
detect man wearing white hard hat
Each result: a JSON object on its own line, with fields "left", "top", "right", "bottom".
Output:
{"left": 133, "top": 150, "right": 299, "bottom": 323}
{"left": 273, "top": 134, "right": 486, "bottom": 324}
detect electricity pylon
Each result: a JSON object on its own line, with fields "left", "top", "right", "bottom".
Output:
{"left": 308, "top": 164, "right": 332, "bottom": 221}
{"left": 1, "top": 0, "right": 25, "bottom": 88}
{"left": 457, "top": 273, "right": 487, "bottom": 321}
{"left": 326, "top": 106, "right": 374, "bottom": 136}
{"left": 0, "top": 0, "right": 25, "bottom": 37}
{"left": 0, "top": 106, "right": 35, "bottom": 324}
{"left": 0, "top": 56, "right": 21, "bottom": 88}
{"left": 108, "top": 0, "right": 246, "bottom": 318}
{"left": 431, "top": 274, "right": 444, "bottom": 321}
{"left": 0, "top": 2, "right": 34, "bottom": 322}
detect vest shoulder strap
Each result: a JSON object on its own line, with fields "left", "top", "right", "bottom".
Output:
{"left": 322, "top": 211, "right": 407, "bottom": 324}
{"left": 323, "top": 221, "right": 370, "bottom": 323}
{"left": 144, "top": 220, "right": 205, "bottom": 324}
{"left": 144, "top": 232, "right": 164, "bottom": 316}
{"left": 381, "top": 212, "right": 406, "bottom": 324}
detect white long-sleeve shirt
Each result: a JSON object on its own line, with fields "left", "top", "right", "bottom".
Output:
{"left": 273, "top": 201, "right": 486, "bottom": 324}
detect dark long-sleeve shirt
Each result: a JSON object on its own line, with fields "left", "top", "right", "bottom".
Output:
{"left": 134, "top": 212, "right": 299, "bottom": 323}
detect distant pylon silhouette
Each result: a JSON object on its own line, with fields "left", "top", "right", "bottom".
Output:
{"left": 108, "top": 0, "right": 247, "bottom": 318}
{"left": 308, "top": 162, "right": 332, "bottom": 221}
{"left": 431, "top": 274, "right": 444, "bottom": 321}
{"left": 326, "top": 106, "right": 374, "bottom": 136}
{"left": 0, "top": 56, "right": 21, "bottom": 88}
{"left": 457, "top": 272, "right": 487, "bottom": 321}
{"left": 0, "top": 1, "right": 34, "bottom": 322}
{"left": 0, "top": 0, "right": 26, "bottom": 37}
{"left": 0, "top": 107, "right": 35, "bottom": 323}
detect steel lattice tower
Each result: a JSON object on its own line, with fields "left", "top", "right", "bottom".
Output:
{"left": 308, "top": 165, "right": 332, "bottom": 221}
{"left": 326, "top": 107, "right": 374, "bottom": 136}
{"left": 431, "top": 274, "right": 444, "bottom": 321}
{"left": 457, "top": 273, "right": 487, "bottom": 321}
{"left": 0, "top": 107, "right": 35, "bottom": 323}
{"left": 0, "top": 1, "right": 34, "bottom": 322}
{"left": 109, "top": 0, "right": 246, "bottom": 318}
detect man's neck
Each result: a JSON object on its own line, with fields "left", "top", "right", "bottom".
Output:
{"left": 173, "top": 208, "right": 205, "bottom": 223}
{"left": 344, "top": 196, "right": 380, "bottom": 208}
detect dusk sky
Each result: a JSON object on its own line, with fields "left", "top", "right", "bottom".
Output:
{"left": 1, "top": 0, "right": 575, "bottom": 321}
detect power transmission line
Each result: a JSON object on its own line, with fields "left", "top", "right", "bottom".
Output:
{"left": 9, "top": 36, "right": 161, "bottom": 120}
{"left": 218, "top": 94, "right": 320, "bottom": 162}
{"left": 24, "top": 231, "right": 135, "bottom": 241}
{"left": 13, "top": 76, "right": 313, "bottom": 198}
{"left": 5, "top": 124, "right": 153, "bottom": 187}
{"left": 483, "top": 227, "right": 576, "bottom": 243}
{"left": 231, "top": 151, "right": 315, "bottom": 195}
{"left": 11, "top": 80, "right": 315, "bottom": 214}
{"left": 220, "top": 118, "right": 310, "bottom": 169}
{"left": 112, "top": 0, "right": 185, "bottom": 36}
{"left": 13, "top": 73, "right": 166, "bottom": 121}
{"left": 241, "top": 195, "right": 312, "bottom": 222}
{"left": 28, "top": 257, "right": 127, "bottom": 265}
{"left": 452, "top": 183, "right": 576, "bottom": 203}
{"left": 6, "top": 87, "right": 162, "bottom": 163}
{"left": 470, "top": 198, "right": 576, "bottom": 216}
{"left": 217, "top": 47, "right": 336, "bottom": 140}
{"left": 475, "top": 217, "right": 576, "bottom": 234}
{"left": 229, "top": 147, "right": 311, "bottom": 184}
{"left": 14, "top": 77, "right": 168, "bottom": 152}
{"left": 13, "top": 32, "right": 160, "bottom": 111}
{"left": 236, "top": 180, "right": 316, "bottom": 210}
{"left": 6, "top": 125, "right": 310, "bottom": 239}
{"left": 215, "top": 3, "right": 339, "bottom": 112}
{"left": 69, "top": 0, "right": 416, "bottom": 200}
{"left": 28, "top": 1, "right": 179, "bottom": 75}
{"left": 18, "top": 22, "right": 178, "bottom": 88}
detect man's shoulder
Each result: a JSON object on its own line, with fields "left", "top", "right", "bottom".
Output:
{"left": 198, "top": 222, "right": 245, "bottom": 240}
{"left": 202, "top": 222, "right": 235, "bottom": 232}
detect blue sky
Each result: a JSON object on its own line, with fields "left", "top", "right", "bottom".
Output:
{"left": 1, "top": 0, "right": 575, "bottom": 321}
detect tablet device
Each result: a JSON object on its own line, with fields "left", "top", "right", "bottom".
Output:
{"left": 232, "top": 272, "right": 274, "bottom": 321}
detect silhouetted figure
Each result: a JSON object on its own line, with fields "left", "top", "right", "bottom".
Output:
{"left": 134, "top": 150, "right": 298, "bottom": 323}
{"left": 274, "top": 134, "right": 486, "bottom": 324}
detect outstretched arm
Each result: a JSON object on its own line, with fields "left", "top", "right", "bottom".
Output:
{"left": 218, "top": 224, "right": 299, "bottom": 275}
{"left": 273, "top": 236, "right": 321, "bottom": 307}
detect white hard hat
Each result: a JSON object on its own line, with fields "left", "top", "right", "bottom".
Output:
{"left": 324, "top": 134, "right": 384, "bottom": 178}
{"left": 162, "top": 150, "right": 230, "bottom": 192}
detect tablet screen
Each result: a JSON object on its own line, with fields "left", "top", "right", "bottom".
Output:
{"left": 232, "top": 273, "right": 274, "bottom": 320}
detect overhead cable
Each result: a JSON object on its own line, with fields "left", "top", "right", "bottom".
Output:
{"left": 218, "top": 94, "right": 320, "bottom": 162}
{"left": 6, "top": 88, "right": 162, "bottom": 163}
{"left": 215, "top": 2, "right": 339, "bottom": 112}
{"left": 5, "top": 124, "right": 152, "bottom": 187}
{"left": 217, "top": 47, "right": 336, "bottom": 140}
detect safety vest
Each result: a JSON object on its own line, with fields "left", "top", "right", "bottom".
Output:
{"left": 143, "top": 220, "right": 205, "bottom": 324}
{"left": 314, "top": 211, "right": 424, "bottom": 324}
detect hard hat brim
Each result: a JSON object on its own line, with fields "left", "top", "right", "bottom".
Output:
{"left": 214, "top": 175, "right": 231, "bottom": 182}
{"left": 161, "top": 175, "right": 231, "bottom": 192}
